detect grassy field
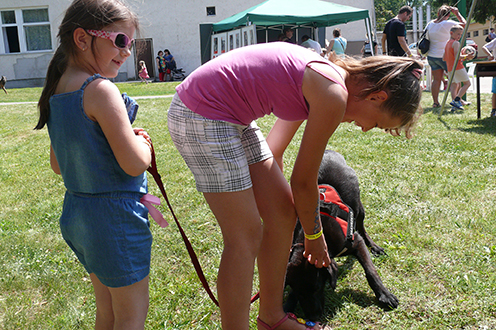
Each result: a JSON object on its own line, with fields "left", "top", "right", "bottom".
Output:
{"left": 1, "top": 82, "right": 495, "bottom": 329}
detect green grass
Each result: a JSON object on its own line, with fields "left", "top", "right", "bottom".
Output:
{"left": 0, "top": 81, "right": 181, "bottom": 103}
{"left": 1, "top": 87, "right": 495, "bottom": 329}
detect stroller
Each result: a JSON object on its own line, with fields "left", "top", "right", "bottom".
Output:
{"left": 170, "top": 67, "right": 186, "bottom": 81}
{"left": 166, "top": 59, "right": 186, "bottom": 81}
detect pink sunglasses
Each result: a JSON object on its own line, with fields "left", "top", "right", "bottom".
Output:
{"left": 86, "top": 29, "right": 134, "bottom": 50}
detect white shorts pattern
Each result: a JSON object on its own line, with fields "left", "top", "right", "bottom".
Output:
{"left": 168, "top": 94, "right": 273, "bottom": 193}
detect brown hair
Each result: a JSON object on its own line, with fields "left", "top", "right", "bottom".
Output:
{"left": 329, "top": 54, "right": 424, "bottom": 137}
{"left": 398, "top": 5, "right": 413, "bottom": 15}
{"left": 35, "top": 0, "right": 139, "bottom": 130}
{"left": 333, "top": 28, "right": 341, "bottom": 38}
{"left": 436, "top": 5, "right": 452, "bottom": 21}
{"left": 450, "top": 24, "right": 463, "bottom": 33}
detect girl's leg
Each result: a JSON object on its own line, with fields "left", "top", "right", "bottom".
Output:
{"left": 249, "top": 158, "right": 316, "bottom": 330}
{"left": 90, "top": 273, "right": 149, "bottom": 330}
{"left": 431, "top": 68, "right": 444, "bottom": 105}
{"left": 109, "top": 275, "right": 149, "bottom": 330}
{"left": 450, "top": 82, "right": 459, "bottom": 101}
{"left": 91, "top": 273, "right": 114, "bottom": 330}
{"left": 457, "top": 80, "right": 471, "bottom": 100}
{"left": 203, "top": 189, "right": 264, "bottom": 330}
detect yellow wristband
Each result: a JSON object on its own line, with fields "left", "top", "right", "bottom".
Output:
{"left": 304, "top": 229, "right": 323, "bottom": 240}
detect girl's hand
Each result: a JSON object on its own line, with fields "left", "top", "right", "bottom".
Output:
{"left": 303, "top": 235, "right": 331, "bottom": 268}
{"left": 134, "top": 128, "right": 151, "bottom": 144}
{"left": 134, "top": 128, "right": 152, "bottom": 152}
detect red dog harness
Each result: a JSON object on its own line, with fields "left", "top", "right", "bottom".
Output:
{"left": 318, "top": 184, "right": 355, "bottom": 257}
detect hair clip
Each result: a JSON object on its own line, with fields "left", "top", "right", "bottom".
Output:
{"left": 411, "top": 68, "right": 423, "bottom": 80}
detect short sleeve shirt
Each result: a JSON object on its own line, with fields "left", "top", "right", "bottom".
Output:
{"left": 383, "top": 18, "right": 406, "bottom": 56}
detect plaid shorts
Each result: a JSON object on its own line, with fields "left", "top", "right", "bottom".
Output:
{"left": 167, "top": 94, "right": 273, "bottom": 193}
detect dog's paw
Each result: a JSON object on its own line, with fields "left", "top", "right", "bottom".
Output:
{"left": 377, "top": 291, "right": 399, "bottom": 310}
{"left": 370, "top": 244, "right": 386, "bottom": 257}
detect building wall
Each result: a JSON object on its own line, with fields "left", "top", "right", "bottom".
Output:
{"left": 466, "top": 21, "right": 494, "bottom": 57}
{"left": 0, "top": 0, "right": 373, "bottom": 88}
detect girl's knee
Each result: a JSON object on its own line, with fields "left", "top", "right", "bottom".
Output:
{"left": 224, "top": 225, "right": 263, "bottom": 258}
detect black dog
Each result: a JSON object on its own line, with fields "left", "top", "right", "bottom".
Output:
{"left": 0, "top": 76, "right": 7, "bottom": 94}
{"left": 284, "top": 150, "right": 399, "bottom": 321}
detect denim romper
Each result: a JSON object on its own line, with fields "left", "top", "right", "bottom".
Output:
{"left": 47, "top": 74, "right": 152, "bottom": 288}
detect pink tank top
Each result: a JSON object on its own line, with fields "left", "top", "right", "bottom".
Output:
{"left": 176, "top": 42, "right": 346, "bottom": 126}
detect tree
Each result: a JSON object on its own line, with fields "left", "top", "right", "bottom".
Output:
{"left": 430, "top": 0, "right": 495, "bottom": 23}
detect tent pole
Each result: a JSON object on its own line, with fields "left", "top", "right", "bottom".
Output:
{"left": 365, "top": 17, "right": 374, "bottom": 56}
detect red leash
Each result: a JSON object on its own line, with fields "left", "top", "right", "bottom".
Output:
{"left": 147, "top": 147, "right": 219, "bottom": 306}
{"left": 147, "top": 146, "right": 260, "bottom": 306}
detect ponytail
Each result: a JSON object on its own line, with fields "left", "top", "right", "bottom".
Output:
{"left": 35, "top": 47, "right": 68, "bottom": 130}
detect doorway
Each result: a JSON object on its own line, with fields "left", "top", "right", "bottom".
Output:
{"left": 134, "top": 38, "right": 154, "bottom": 80}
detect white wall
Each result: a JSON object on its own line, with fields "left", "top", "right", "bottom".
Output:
{"left": 129, "top": 0, "right": 262, "bottom": 78}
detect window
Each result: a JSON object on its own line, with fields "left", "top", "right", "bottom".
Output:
{"left": 1, "top": 8, "right": 51, "bottom": 53}
{"left": 467, "top": 32, "right": 471, "bottom": 38}
{"left": 483, "top": 29, "right": 489, "bottom": 36}
{"left": 474, "top": 30, "right": 479, "bottom": 37}
{"left": 206, "top": 6, "right": 216, "bottom": 16}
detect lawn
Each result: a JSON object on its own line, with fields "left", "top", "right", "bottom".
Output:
{"left": 0, "top": 83, "right": 495, "bottom": 329}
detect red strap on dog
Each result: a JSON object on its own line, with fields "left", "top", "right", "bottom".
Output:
{"left": 318, "top": 184, "right": 355, "bottom": 257}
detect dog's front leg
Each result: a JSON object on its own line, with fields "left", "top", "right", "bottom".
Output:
{"left": 352, "top": 233, "right": 399, "bottom": 309}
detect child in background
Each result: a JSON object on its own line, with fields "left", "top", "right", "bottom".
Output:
{"left": 444, "top": 25, "right": 474, "bottom": 112}
{"left": 35, "top": 0, "right": 153, "bottom": 328}
{"left": 482, "top": 37, "right": 496, "bottom": 117}
{"left": 139, "top": 60, "right": 150, "bottom": 84}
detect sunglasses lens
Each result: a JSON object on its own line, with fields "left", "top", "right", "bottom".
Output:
{"left": 114, "top": 33, "right": 130, "bottom": 48}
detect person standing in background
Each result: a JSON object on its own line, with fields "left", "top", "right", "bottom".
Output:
{"left": 156, "top": 50, "right": 166, "bottom": 82}
{"left": 326, "top": 28, "right": 347, "bottom": 57}
{"left": 382, "top": 6, "right": 413, "bottom": 57}
{"left": 425, "top": 5, "right": 466, "bottom": 108}
{"left": 300, "top": 35, "right": 322, "bottom": 55}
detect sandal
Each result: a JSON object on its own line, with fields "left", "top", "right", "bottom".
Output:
{"left": 257, "top": 313, "right": 318, "bottom": 330}
{"left": 432, "top": 102, "right": 441, "bottom": 108}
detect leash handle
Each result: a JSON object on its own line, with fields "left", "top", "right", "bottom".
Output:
{"left": 147, "top": 146, "right": 220, "bottom": 307}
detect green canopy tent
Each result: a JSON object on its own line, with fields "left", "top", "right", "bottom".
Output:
{"left": 212, "top": 0, "right": 370, "bottom": 32}
{"left": 201, "top": 0, "right": 374, "bottom": 63}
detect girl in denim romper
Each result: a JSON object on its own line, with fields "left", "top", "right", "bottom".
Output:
{"left": 35, "top": 0, "right": 153, "bottom": 328}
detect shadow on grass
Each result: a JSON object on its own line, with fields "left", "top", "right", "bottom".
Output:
{"left": 462, "top": 116, "right": 496, "bottom": 136}
{"left": 319, "top": 255, "right": 395, "bottom": 323}
{"left": 423, "top": 104, "right": 496, "bottom": 135}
